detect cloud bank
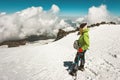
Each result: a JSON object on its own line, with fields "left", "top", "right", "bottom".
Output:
{"left": 0, "top": 4, "right": 119, "bottom": 43}
{"left": 0, "top": 4, "right": 73, "bottom": 43}
{"left": 76, "top": 4, "right": 118, "bottom": 25}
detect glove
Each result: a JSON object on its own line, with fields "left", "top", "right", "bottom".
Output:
{"left": 78, "top": 48, "right": 83, "bottom": 53}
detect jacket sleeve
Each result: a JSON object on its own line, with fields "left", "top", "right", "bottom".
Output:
{"left": 81, "top": 33, "right": 90, "bottom": 50}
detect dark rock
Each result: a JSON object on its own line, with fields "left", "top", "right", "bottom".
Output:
{"left": 55, "top": 29, "right": 68, "bottom": 41}
{"left": 26, "top": 35, "right": 54, "bottom": 42}
{"left": 90, "top": 24, "right": 96, "bottom": 27}
{"left": 96, "top": 23, "right": 100, "bottom": 26}
{"left": 113, "top": 54, "right": 117, "bottom": 58}
{"left": 55, "top": 27, "right": 79, "bottom": 41}
{"left": 0, "top": 35, "right": 55, "bottom": 47}
{"left": 75, "top": 27, "right": 80, "bottom": 31}
{"left": 108, "top": 22, "right": 116, "bottom": 24}
{"left": 0, "top": 39, "right": 26, "bottom": 47}
{"left": 100, "top": 21, "right": 106, "bottom": 24}
{"left": 88, "top": 21, "right": 116, "bottom": 28}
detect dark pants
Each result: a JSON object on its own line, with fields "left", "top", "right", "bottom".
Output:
{"left": 74, "top": 50, "right": 86, "bottom": 67}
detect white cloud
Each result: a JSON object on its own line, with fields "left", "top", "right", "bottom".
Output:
{"left": 0, "top": 4, "right": 72, "bottom": 43}
{"left": 86, "top": 5, "right": 111, "bottom": 24}
{"left": 76, "top": 4, "right": 118, "bottom": 25}
{"left": 50, "top": 4, "right": 60, "bottom": 13}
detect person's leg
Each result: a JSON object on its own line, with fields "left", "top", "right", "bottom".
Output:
{"left": 74, "top": 52, "right": 80, "bottom": 66}
{"left": 71, "top": 52, "right": 80, "bottom": 73}
{"left": 69, "top": 53, "right": 79, "bottom": 76}
{"left": 79, "top": 50, "right": 86, "bottom": 70}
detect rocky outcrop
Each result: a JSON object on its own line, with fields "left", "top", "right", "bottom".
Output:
{"left": 55, "top": 21, "right": 117, "bottom": 41}
{"left": 26, "top": 35, "right": 55, "bottom": 42}
{"left": 55, "top": 29, "right": 68, "bottom": 41}
{"left": 108, "top": 22, "right": 116, "bottom": 24}
{"left": 88, "top": 21, "right": 116, "bottom": 28}
{"left": 55, "top": 28, "right": 79, "bottom": 41}
{"left": 0, "top": 39, "right": 26, "bottom": 47}
{"left": 0, "top": 35, "right": 55, "bottom": 47}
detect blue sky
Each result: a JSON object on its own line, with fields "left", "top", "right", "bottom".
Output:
{"left": 0, "top": 0, "right": 120, "bottom": 16}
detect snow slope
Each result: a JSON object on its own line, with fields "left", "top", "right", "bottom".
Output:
{"left": 0, "top": 25, "right": 120, "bottom": 80}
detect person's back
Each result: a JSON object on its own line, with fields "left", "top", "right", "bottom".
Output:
{"left": 78, "top": 27, "right": 90, "bottom": 51}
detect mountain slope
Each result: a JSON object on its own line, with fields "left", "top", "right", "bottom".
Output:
{"left": 0, "top": 25, "right": 120, "bottom": 80}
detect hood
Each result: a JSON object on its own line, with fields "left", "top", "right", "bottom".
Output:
{"left": 83, "top": 28, "right": 89, "bottom": 33}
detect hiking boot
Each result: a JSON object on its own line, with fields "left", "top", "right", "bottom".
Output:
{"left": 78, "top": 65, "right": 85, "bottom": 71}
{"left": 78, "top": 67, "right": 85, "bottom": 71}
{"left": 69, "top": 71, "right": 76, "bottom": 76}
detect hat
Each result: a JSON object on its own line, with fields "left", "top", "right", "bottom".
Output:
{"left": 80, "top": 23, "right": 87, "bottom": 28}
